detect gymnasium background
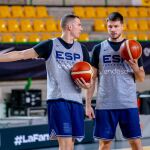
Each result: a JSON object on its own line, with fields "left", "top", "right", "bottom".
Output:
{"left": 0, "top": 0, "right": 150, "bottom": 149}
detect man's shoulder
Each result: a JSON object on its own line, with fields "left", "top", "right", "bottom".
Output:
{"left": 75, "top": 40, "right": 82, "bottom": 46}
{"left": 93, "top": 41, "right": 104, "bottom": 51}
{"left": 41, "top": 39, "right": 53, "bottom": 45}
{"left": 75, "top": 42, "right": 87, "bottom": 50}
{"left": 94, "top": 43, "right": 101, "bottom": 49}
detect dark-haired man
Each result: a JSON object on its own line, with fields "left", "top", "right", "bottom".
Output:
{"left": 86, "top": 12, "right": 145, "bottom": 150}
{"left": 0, "top": 14, "right": 92, "bottom": 150}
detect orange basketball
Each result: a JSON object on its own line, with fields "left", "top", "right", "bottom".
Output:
{"left": 71, "top": 61, "right": 93, "bottom": 82}
{"left": 119, "top": 40, "right": 142, "bottom": 61}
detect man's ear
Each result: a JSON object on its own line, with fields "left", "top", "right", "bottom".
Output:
{"left": 67, "top": 24, "right": 72, "bottom": 31}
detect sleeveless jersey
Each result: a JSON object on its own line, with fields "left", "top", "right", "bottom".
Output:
{"left": 96, "top": 40, "right": 137, "bottom": 109}
{"left": 46, "top": 38, "right": 83, "bottom": 104}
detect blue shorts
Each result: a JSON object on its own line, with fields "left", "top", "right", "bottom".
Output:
{"left": 94, "top": 108, "right": 142, "bottom": 140}
{"left": 47, "top": 100, "right": 84, "bottom": 141}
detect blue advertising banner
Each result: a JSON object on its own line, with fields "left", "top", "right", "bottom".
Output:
{"left": 0, "top": 120, "right": 93, "bottom": 150}
{"left": 140, "top": 42, "right": 150, "bottom": 74}
{"left": 0, "top": 41, "right": 149, "bottom": 81}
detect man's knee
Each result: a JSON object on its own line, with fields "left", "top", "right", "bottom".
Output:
{"left": 129, "top": 138, "right": 142, "bottom": 150}
{"left": 129, "top": 138, "right": 141, "bottom": 145}
{"left": 58, "top": 137, "right": 74, "bottom": 150}
{"left": 100, "top": 140, "right": 112, "bottom": 150}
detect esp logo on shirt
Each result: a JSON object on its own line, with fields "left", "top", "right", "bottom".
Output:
{"left": 103, "top": 55, "right": 124, "bottom": 63}
{"left": 56, "top": 51, "right": 81, "bottom": 61}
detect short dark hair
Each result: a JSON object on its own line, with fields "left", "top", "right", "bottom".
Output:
{"left": 107, "top": 12, "right": 124, "bottom": 23}
{"left": 60, "top": 14, "right": 80, "bottom": 29}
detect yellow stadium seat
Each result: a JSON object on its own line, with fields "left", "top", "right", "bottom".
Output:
{"left": 33, "top": 19, "right": 45, "bottom": 32}
{"left": 1, "top": 34, "right": 14, "bottom": 42}
{"left": 78, "top": 33, "right": 89, "bottom": 41}
{"left": 148, "top": 7, "right": 150, "bottom": 17}
{"left": 0, "top": 20, "right": 7, "bottom": 32}
{"left": 41, "top": 33, "right": 52, "bottom": 41}
{"left": 138, "top": 33, "right": 149, "bottom": 41}
{"left": 127, "top": 19, "right": 138, "bottom": 31}
{"left": 138, "top": 7, "right": 148, "bottom": 17}
{"left": 126, "top": 33, "right": 137, "bottom": 40}
{"left": 28, "top": 34, "right": 40, "bottom": 42}
{"left": 94, "top": 19, "right": 106, "bottom": 31}
{"left": 53, "top": 32, "right": 61, "bottom": 38}
{"left": 107, "top": 7, "right": 117, "bottom": 15}
{"left": 20, "top": 19, "right": 33, "bottom": 32}
{"left": 73, "top": 7, "right": 85, "bottom": 18}
{"left": 24, "top": 6, "right": 36, "bottom": 18}
{"left": 123, "top": 23, "right": 127, "bottom": 31}
{"left": 11, "top": 6, "right": 24, "bottom": 18}
{"left": 95, "top": 7, "right": 107, "bottom": 18}
{"left": 15, "top": 34, "right": 28, "bottom": 42}
{"left": 138, "top": 20, "right": 149, "bottom": 31}
{"left": 84, "top": 7, "right": 96, "bottom": 18}
{"left": 45, "top": 19, "right": 58, "bottom": 32}
{"left": 56, "top": 20, "right": 61, "bottom": 32}
{"left": 7, "top": 20, "right": 20, "bottom": 32}
{"left": 36, "top": 6, "right": 49, "bottom": 18}
{"left": 0, "top": 6, "right": 11, "bottom": 18}
{"left": 148, "top": 20, "right": 150, "bottom": 29}
{"left": 127, "top": 7, "right": 138, "bottom": 17}
{"left": 122, "top": 33, "right": 126, "bottom": 39}
{"left": 117, "top": 7, "right": 128, "bottom": 17}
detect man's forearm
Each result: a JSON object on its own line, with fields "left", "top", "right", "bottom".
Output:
{"left": 134, "top": 67, "right": 145, "bottom": 82}
{"left": 0, "top": 48, "right": 38, "bottom": 62}
{"left": 0, "top": 51, "right": 22, "bottom": 62}
{"left": 85, "top": 79, "right": 96, "bottom": 107}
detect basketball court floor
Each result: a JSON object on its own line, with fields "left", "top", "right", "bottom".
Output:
{"left": 36, "top": 138, "right": 150, "bottom": 150}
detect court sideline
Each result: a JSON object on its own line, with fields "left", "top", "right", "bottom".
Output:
{"left": 35, "top": 138, "right": 150, "bottom": 150}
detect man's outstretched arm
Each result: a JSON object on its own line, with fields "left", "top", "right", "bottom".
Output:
{"left": 0, "top": 48, "right": 38, "bottom": 62}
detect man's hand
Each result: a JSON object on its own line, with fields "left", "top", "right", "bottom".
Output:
{"left": 85, "top": 105, "right": 95, "bottom": 119}
{"left": 74, "top": 78, "right": 93, "bottom": 89}
{"left": 125, "top": 59, "right": 139, "bottom": 72}
{"left": 125, "top": 59, "right": 145, "bottom": 82}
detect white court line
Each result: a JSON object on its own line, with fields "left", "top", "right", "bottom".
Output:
{"left": 112, "top": 148, "right": 131, "bottom": 150}
{"left": 113, "top": 146, "right": 150, "bottom": 150}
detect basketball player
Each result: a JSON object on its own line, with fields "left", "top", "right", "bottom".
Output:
{"left": 0, "top": 14, "right": 92, "bottom": 150}
{"left": 85, "top": 12, "right": 145, "bottom": 150}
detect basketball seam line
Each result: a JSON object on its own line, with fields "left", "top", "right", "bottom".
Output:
{"left": 137, "top": 42, "right": 142, "bottom": 59}
{"left": 89, "top": 64, "right": 94, "bottom": 80}
{"left": 71, "top": 70, "right": 93, "bottom": 75}
{"left": 126, "top": 40, "right": 133, "bottom": 60}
